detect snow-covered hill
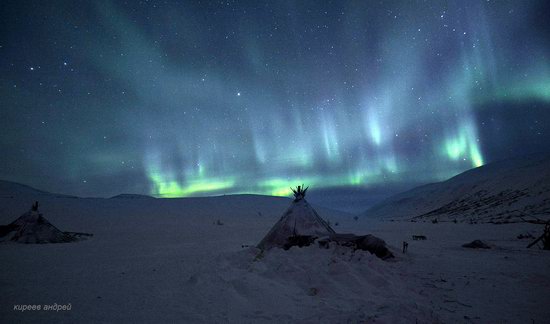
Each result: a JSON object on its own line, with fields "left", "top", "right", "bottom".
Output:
{"left": 0, "top": 180, "right": 53, "bottom": 197}
{"left": 0, "top": 180, "right": 78, "bottom": 199}
{"left": 363, "top": 153, "right": 550, "bottom": 223}
{"left": 109, "top": 193, "right": 156, "bottom": 199}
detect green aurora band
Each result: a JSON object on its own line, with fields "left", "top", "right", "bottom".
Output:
{"left": 95, "top": 2, "right": 550, "bottom": 198}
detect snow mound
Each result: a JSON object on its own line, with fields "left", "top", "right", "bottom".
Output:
{"left": 184, "top": 245, "right": 438, "bottom": 323}
{"left": 363, "top": 153, "right": 550, "bottom": 223}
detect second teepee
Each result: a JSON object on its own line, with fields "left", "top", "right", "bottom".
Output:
{"left": 0, "top": 202, "right": 90, "bottom": 244}
{"left": 258, "top": 185, "right": 335, "bottom": 250}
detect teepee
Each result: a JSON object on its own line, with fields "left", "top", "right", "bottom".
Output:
{"left": 258, "top": 185, "right": 335, "bottom": 250}
{"left": 0, "top": 202, "right": 88, "bottom": 244}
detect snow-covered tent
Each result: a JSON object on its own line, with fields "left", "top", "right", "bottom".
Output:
{"left": 258, "top": 186, "right": 335, "bottom": 250}
{"left": 0, "top": 202, "right": 90, "bottom": 244}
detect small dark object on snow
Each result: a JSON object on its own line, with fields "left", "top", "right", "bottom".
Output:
{"left": 64, "top": 232, "right": 93, "bottom": 238}
{"left": 462, "top": 240, "right": 491, "bottom": 249}
{"left": 321, "top": 233, "right": 394, "bottom": 260}
{"left": 402, "top": 241, "right": 408, "bottom": 253}
{"left": 517, "top": 233, "right": 534, "bottom": 239}
{"left": 432, "top": 219, "right": 438, "bottom": 224}
{"left": 353, "top": 216, "right": 358, "bottom": 221}
{"left": 412, "top": 235, "right": 427, "bottom": 240}
{"left": 307, "top": 287, "right": 318, "bottom": 296}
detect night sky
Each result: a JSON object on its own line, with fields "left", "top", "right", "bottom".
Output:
{"left": 1, "top": 1, "right": 549, "bottom": 198}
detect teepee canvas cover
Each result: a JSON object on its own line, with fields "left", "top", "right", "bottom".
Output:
{"left": 258, "top": 186, "right": 335, "bottom": 250}
{"left": 0, "top": 202, "right": 90, "bottom": 244}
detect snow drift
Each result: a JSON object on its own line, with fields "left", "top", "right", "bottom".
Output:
{"left": 185, "top": 245, "right": 437, "bottom": 323}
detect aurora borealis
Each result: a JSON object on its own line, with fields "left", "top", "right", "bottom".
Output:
{"left": 1, "top": 1, "right": 549, "bottom": 199}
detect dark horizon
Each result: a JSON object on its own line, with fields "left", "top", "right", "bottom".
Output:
{"left": 3, "top": 150, "right": 550, "bottom": 215}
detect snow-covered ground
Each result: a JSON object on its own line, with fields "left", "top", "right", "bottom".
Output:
{"left": 364, "top": 153, "right": 550, "bottom": 223}
{"left": 1, "top": 192, "right": 549, "bottom": 323}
